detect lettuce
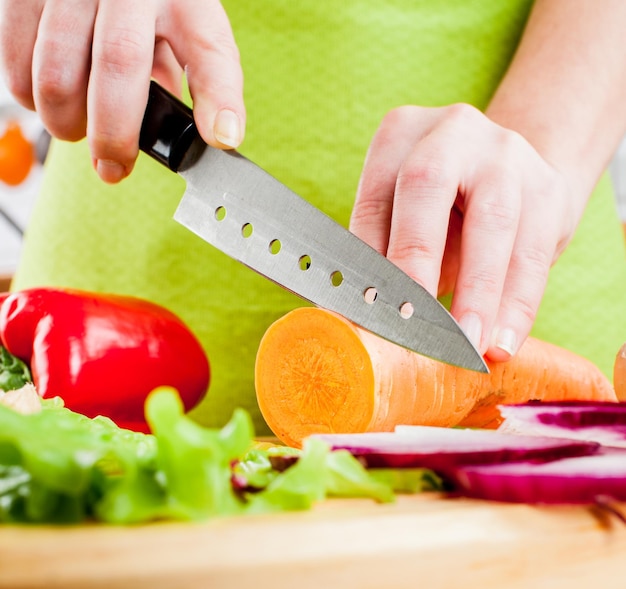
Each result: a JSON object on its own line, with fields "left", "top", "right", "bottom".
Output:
{"left": 0, "top": 387, "right": 395, "bottom": 525}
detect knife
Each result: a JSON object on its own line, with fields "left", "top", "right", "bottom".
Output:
{"left": 139, "top": 81, "right": 488, "bottom": 373}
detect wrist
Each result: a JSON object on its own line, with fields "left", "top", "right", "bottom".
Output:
{"left": 485, "top": 100, "right": 607, "bottom": 208}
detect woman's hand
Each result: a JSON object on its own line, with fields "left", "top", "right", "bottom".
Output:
{"left": 350, "top": 103, "right": 582, "bottom": 362}
{"left": 350, "top": 0, "right": 626, "bottom": 364}
{"left": 0, "top": 0, "right": 245, "bottom": 183}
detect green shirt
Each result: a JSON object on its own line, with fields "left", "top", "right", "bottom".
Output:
{"left": 14, "top": 0, "right": 626, "bottom": 432}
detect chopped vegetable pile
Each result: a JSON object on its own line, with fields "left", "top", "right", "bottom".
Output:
{"left": 0, "top": 387, "right": 431, "bottom": 525}
{"left": 2, "top": 346, "right": 625, "bottom": 524}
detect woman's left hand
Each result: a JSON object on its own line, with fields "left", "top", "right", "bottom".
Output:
{"left": 349, "top": 103, "right": 582, "bottom": 362}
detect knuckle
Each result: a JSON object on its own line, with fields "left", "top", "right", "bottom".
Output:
{"left": 376, "top": 106, "right": 421, "bottom": 143}
{"left": 493, "top": 127, "right": 528, "bottom": 167}
{"left": 396, "top": 154, "right": 449, "bottom": 195}
{"left": 167, "top": 1, "right": 241, "bottom": 63}
{"left": 35, "top": 71, "right": 77, "bottom": 107}
{"left": 214, "top": 31, "right": 241, "bottom": 64}
{"left": 443, "top": 102, "right": 481, "bottom": 126}
{"left": 187, "top": 26, "right": 241, "bottom": 65}
{"left": 504, "top": 290, "right": 539, "bottom": 326}
{"left": 352, "top": 196, "right": 389, "bottom": 222}
{"left": 34, "top": 43, "right": 84, "bottom": 104}
{"left": 456, "top": 268, "right": 501, "bottom": 298}
{"left": 471, "top": 194, "right": 519, "bottom": 234}
{"left": 513, "top": 244, "right": 553, "bottom": 278}
{"left": 94, "top": 27, "right": 148, "bottom": 75}
{"left": 382, "top": 105, "right": 417, "bottom": 127}
{"left": 388, "top": 234, "right": 438, "bottom": 266}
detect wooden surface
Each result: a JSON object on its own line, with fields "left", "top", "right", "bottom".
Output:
{"left": 1, "top": 494, "right": 626, "bottom": 589}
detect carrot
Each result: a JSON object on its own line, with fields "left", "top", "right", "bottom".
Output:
{"left": 615, "top": 343, "right": 626, "bottom": 401}
{"left": 255, "top": 307, "right": 617, "bottom": 447}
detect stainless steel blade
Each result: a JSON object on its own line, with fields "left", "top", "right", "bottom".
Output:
{"left": 174, "top": 145, "right": 488, "bottom": 373}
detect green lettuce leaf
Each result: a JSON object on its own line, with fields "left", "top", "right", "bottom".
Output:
{"left": 0, "top": 386, "right": 399, "bottom": 525}
{"left": 0, "top": 345, "right": 31, "bottom": 392}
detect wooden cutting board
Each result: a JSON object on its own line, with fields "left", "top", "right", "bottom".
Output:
{"left": 1, "top": 493, "right": 626, "bottom": 589}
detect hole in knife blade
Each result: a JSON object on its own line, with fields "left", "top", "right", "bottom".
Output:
{"left": 241, "top": 222, "right": 253, "bottom": 238}
{"left": 399, "top": 302, "right": 414, "bottom": 319}
{"left": 330, "top": 270, "right": 343, "bottom": 287}
{"left": 363, "top": 287, "right": 378, "bottom": 304}
{"left": 299, "top": 255, "right": 312, "bottom": 271}
{"left": 269, "top": 239, "right": 282, "bottom": 254}
{"left": 215, "top": 206, "right": 226, "bottom": 221}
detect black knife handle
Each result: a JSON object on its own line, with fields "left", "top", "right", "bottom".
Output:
{"left": 139, "top": 81, "right": 203, "bottom": 173}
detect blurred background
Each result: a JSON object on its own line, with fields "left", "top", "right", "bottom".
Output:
{"left": 0, "top": 80, "right": 625, "bottom": 291}
{"left": 0, "top": 80, "right": 48, "bottom": 289}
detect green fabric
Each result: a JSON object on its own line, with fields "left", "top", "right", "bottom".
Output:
{"left": 13, "top": 0, "right": 626, "bottom": 434}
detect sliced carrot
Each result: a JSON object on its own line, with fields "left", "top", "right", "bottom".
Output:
{"left": 615, "top": 343, "right": 626, "bottom": 401}
{"left": 255, "top": 308, "right": 617, "bottom": 447}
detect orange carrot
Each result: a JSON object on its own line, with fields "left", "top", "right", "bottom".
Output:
{"left": 255, "top": 307, "right": 617, "bottom": 447}
{"left": 615, "top": 343, "right": 626, "bottom": 401}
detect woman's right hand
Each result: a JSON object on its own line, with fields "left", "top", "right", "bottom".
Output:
{"left": 0, "top": 0, "right": 245, "bottom": 183}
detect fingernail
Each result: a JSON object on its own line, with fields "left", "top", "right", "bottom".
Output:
{"left": 96, "top": 159, "right": 126, "bottom": 184}
{"left": 459, "top": 312, "right": 483, "bottom": 351}
{"left": 495, "top": 328, "right": 518, "bottom": 357}
{"left": 214, "top": 109, "right": 241, "bottom": 148}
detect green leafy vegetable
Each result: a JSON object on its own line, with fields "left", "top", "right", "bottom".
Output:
{"left": 368, "top": 468, "right": 444, "bottom": 494}
{"left": 0, "top": 387, "right": 398, "bottom": 525}
{"left": 324, "top": 450, "right": 395, "bottom": 502}
{"left": 0, "top": 345, "right": 31, "bottom": 392}
{"left": 244, "top": 438, "right": 330, "bottom": 514}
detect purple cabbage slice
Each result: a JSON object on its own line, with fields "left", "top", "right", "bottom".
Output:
{"left": 309, "top": 427, "right": 599, "bottom": 472}
{"left": 449, "top": 449, "right": 626, "bottom": 504}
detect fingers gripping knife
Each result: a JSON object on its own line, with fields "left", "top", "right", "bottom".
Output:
{"left": 139, "top": 81, "right": 487, "bottom": 373}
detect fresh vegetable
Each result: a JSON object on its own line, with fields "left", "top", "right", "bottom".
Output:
{"left": 243, "top": 438, "right": 394, "bottom": 514}
{"left": 615, "top": 343, "right": 626, "bottom": 400}
{"left": 498, "top": 400, "right": 626, "bottom": 447}
{"left": 0, "top": 344, "right": 31, "bottom": 392}
{"left": 0, "top": 387, "right": 393, "bottom": 525}
{"left": 231, "top": 444, "right": 396, "bottom": 503}
{"left": 0, "top": 288, "right": 210, "bottom": 432}
{"left": 0, "top": 121, "right": 35, "bottom": 186}
{"left": 0, "top": 394, "right": 160, "bottom": 524}
{"left": 255, "top": 307, "right": 617, "bottom": 446}
{"left": 308, "top": 427, "right": 599, "bottom": 473}
{"left": 367, "top": 468, "right": 444, "bottom": 494}
{"left": 290, "top": 403, "right": 626, "bottom": 505}
{"left": 0, "top": 383, "right": 41, "bottom": 414}
{"left": 448, "top": 452, "right": 626, "bottom": 505}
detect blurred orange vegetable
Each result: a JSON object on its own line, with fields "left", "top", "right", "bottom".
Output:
{"left": 0, "top": 121, "right": 35, "bottom": 186}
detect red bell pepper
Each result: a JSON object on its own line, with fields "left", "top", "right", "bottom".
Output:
{"left": 0, "top": 287, "right": 210, "bottom": 432}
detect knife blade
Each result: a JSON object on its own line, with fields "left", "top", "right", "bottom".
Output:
{"left": 139, "top": 81, "right": 488, "bottom": 373}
